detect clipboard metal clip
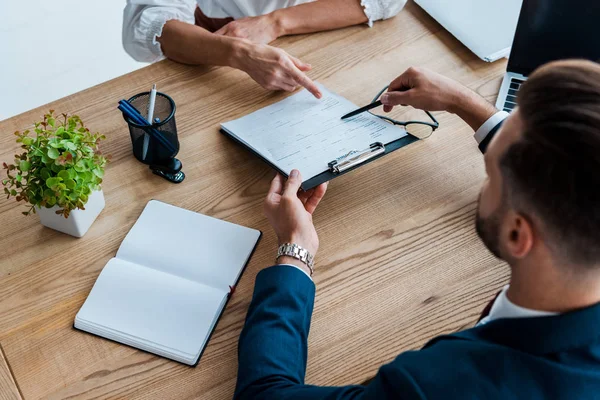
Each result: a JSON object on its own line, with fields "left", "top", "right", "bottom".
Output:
{"left": 328, "top": 142, "right": 385, "bottom": 174}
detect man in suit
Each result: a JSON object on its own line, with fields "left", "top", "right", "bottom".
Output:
{"left": 234, "top": 59, "right": 600, "bottom": 399}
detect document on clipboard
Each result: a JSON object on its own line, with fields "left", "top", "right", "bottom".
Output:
{"left": 220, "top": 83, "right": 419, "bottom": 190}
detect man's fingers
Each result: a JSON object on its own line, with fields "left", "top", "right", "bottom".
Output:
{"left": 288, "top": 66, "right": 322, "bottom": 99}
{"left": 381, "top": 91, "right": 413, "bottom": 107}
{"left": 290, "top": 56, "right": 312, "bottom": 72}
{"left": 283, "top": 169, "right": 303, "bottom": 197}
{"left": 388, "top": 74, "right": 410, "bottom": 92}
{"left": 298, "top": 188, "right": 315, "bottom": 205}
{"left": 388, "top": 67, "right": 419, "bottom": 91}
{"left": 268, "top": 173, "right": 285, "bottom": 196}
{"left": 305, "top": 182, "right": 327, "bottom": 214}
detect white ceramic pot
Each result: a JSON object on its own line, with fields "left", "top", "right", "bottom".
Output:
{"left": 36, "top": 189, "right": 105, "bottom": 238}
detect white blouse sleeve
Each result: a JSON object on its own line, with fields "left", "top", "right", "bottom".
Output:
{"left": 123, "top": 0, "right": 197, "bottom": 63}
{"left": 361, "top": 0, "right": 407, "bottom": 27}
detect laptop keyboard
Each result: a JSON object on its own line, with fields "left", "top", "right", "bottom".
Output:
{"left": 503, "top": 78, "right": 526, "bottom": 112}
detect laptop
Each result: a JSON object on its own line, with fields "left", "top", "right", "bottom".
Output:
{"left": 414, "top": 0, "right": 522, "bottom": 62}
{"left": 496, "top": 0, "right": 600, "bottom": 112}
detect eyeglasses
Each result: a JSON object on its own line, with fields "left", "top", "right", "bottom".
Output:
{"left": 368, "top": 85, "right": 440, "bottom": 139}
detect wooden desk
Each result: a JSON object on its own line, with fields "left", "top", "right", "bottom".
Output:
{"left": 0, "top": 3, "right": 510, "bottom": 398}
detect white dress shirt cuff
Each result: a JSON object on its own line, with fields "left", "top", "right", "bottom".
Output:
{"left": 278, "top": 264, "right": 313, "bottom": 281}
{"left": 123, "top": 2, "right": 196, "bottom": 63}
{"left": 473, "top": 111, "right": 509, "bottom": 144}
{"left": 360, "top": 0, "right": 407, "bottom": 27}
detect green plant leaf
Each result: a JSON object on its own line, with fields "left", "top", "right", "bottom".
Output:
{"left": 40, "top": 168, "right": 51, "bottom": 180}
{"left": 65, "top": 179, "right": 76, "bottom": 189}
{"left": 74, "top": 161, "right": 86, "bottom": 172}
{"left": 46, "top": 177, "right": 60, "bottom": 188}
{"left": 92, "top": 168, "right": 104, "bottom": 178}
{"left": 47, "top": 148, "right": 60, "bottom": 159}
{"left": 22, "top": 137, "right": 34, "bottom": 146}
{"left": 57, "top": 170, "right": 70, "bottom": 181}
{"left": 64, "top": 142, "right": 77, "bottom": 151}
{"left": 19, "top": 160, "right": 31, "bottom": 172}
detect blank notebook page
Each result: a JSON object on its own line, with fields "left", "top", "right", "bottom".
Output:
{"left": 116, "top": 200, "right": 261, "bottom": 290}
{"left": 76, "top": 258, "right": 227, "bottom": 358}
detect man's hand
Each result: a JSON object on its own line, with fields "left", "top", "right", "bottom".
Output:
{"left": 215, "top": 15, "right": 281, "bottom": 45}
{"left": 232, "top": 41, "right": 322, "bottom": 98}
{"left": 263, "top": 170, "right": 328, "bottom": 270}
{"left": 380, "top": 67, "right": 497, "bottom": 131}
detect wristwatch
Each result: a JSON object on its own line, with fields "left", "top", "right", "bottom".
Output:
{"left": 276, "top": 243, "right": 315, "bottom": 276}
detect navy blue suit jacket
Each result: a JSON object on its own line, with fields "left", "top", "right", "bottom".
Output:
{"left": 234, "top": 122, "right": 600, "bottom": 398}
{"left": 235, "top": 266, "right": 600, "bottom": 399}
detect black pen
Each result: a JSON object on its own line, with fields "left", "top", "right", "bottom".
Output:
{"left": 340, "top": 100, "right": 382, "bottom": 120}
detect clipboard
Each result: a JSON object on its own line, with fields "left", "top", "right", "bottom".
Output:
{"left": 220, "top": 128, "right": 420, "bottom": 191}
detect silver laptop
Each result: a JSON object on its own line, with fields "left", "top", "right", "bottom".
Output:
{"left": 496, "top": 0, "right": 600, "bottom": 112}
{"left": 414, "top": 0, "right": 522, "bottom": 62}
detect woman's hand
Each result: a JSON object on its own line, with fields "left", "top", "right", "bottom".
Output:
{"left": 263, "top": 170, "right": 328, "bottom": 258}
{"left": 232, "top": 41, "right": 322, "bottom": 98}
{"left": 215, "top": 14, "right": 282, "bottom": 45}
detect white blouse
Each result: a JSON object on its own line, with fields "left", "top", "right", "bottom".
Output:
{"left": 123, "top": 0, "right": 407, "bottom": 62}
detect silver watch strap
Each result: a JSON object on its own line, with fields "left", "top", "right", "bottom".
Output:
{"left": 276, "top": 243, "right": 315, "bottom": 275}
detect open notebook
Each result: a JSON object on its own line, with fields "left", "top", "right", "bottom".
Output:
{"left": 221, "top": 83, "right": 416, "bottom": 190}
{"left": 74, "top": 200, "right": 261, "bottom": 365}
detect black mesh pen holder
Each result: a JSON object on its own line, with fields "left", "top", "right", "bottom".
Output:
{"left": 123, "top": 92, "right": 185, "bottom": 183}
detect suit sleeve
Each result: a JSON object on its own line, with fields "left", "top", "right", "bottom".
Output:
{"left": 234, "top": 265, "right": 421, "bottom": 400}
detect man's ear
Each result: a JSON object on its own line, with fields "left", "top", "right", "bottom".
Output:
{"left": 504, "top": 212, "right": 534, "bottom": 259}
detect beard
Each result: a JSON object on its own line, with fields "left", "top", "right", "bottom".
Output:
{"left": 475, "top": 194, "right": 504, "bottom": 260}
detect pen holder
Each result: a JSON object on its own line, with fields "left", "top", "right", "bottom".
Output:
{"left": 123, "top": 92, "right": 185, "bottom": 183}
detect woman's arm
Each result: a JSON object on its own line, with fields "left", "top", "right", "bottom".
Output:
{"left": 157, "top": 19, "right": 238, "bottom": 65}
{"left": 272, "top": 0, "right": 368, "bottom": 36}
{"left": 157, "top": 20, "right": 322, "bottom": 97}
{"left": 215, "top": 0, "right": 407, "bottom": 44}
{"left": 123, "top": 1, "right": 321, "bottom": 96}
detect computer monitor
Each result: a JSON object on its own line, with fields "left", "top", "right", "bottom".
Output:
{"left": 508, "top": 0, "right": 600, "bottom": 76}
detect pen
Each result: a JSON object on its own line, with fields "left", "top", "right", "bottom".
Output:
{"left": 118, "top": 100, "right": 176, "bottom": 154}
{"left": 340, "top": 100, "right": 382, "bottom": 120}
{"left": 143, "top": 84, "right": 157, "bottom": 161}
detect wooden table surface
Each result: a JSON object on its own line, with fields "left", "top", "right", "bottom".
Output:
{"left": 0, "top": 2, "right": 510, "bottom": 399}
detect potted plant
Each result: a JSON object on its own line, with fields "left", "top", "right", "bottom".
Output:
{"left": 2, "top": 111, "right": 108, "bottom": 237}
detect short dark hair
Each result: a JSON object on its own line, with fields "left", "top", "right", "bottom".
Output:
{"left": 501, "top": 59, "right": 600, "bottom": 266}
